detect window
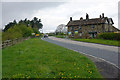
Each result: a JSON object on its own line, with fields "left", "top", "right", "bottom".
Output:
{"left": 105, "top": 25, "right": 108, "bottom": 31}
{"left": 71, "top": 26, "right": 74, "bottom": 31}
{"left": 91, "top": 25, "right": 95, "bottom": 29}
{"left": 75, "top": 27, "right": 78, "bottom": 29}
{"left": 79, "top": 26, "right": 82, "bottom": 30}
{"left": 71, "top": 33, "right": 74, "bottom": 37}
{"left": 79, "top": 33, "right": 82, "bottom": 36}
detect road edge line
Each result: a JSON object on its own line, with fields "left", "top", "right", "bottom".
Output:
{"left": 68, "top": 48, "right": 120, "bottom": 70}
{"left": 42, "top": 38, "right": 120, "bottom": 69}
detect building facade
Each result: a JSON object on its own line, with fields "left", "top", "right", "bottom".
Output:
{"left": 67, "top": 13, "right": 119, "bottom": 38}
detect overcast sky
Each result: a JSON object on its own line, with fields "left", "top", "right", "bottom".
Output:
{"left": 1, "top": 0, "right": 120, "bottom": 33}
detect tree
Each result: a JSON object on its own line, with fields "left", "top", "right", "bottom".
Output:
{"left": 3, "top": 22, "right": 15, "bottom": 32}
{"left": 31, "top": 17, "right": 43, "bottom": 30}
{"left": 2, "top": 17, "right": 43, "bottom": 41}
{"left": 13, "top": 19, "right": 17, "bottom": 24}
{"left": 33, "top": 28, "right": 40, "bottom": 34}
{"left": 3, "top": 17, "right": 43, "bottom": 32}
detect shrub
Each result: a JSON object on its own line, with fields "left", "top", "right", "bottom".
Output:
{"left": 55, "top": 32, "right": 65, "bottom": 35}
{"left": 2, "top": 27, "right": 23, "bottom": 41}
{"left": 48, "top": 33, "right": 55, "bottom": 36}
{"left": 58, "top": 33, "right": 65, "bottom": 35}
{"left": 2, "top": 23, "right": 34, "bottom": 41}
{"left": 98, "top": 33, "right": 120, "bottom": 40}
{"left": 22, "top": 27, "right": 34, "bottom": 37}
{"left": 33, "top": 28, "right": 40, "bottom": 34}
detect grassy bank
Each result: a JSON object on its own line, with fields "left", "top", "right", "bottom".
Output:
{"left": 2, "top": 38, "right": 102, "bottom": 78}
{"left": 72, "top": 39, "right": 120, "bottom": 46}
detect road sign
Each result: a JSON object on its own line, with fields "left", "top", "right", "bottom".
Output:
{"left": 36, "top": 34, "right": 39, "bottom": 37}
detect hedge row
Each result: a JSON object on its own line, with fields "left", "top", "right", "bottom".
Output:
{"left": 98, "top": 33, "right": 120, "bottom": 40}
{"left": 2, "top": 23, "right": 41, "bottom": 41}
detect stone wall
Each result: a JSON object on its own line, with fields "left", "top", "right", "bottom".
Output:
{"left": 68, "top": 24, "right": 116, "bottom": 39}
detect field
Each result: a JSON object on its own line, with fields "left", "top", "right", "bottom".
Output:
{"left": 2, "top": 38, "right": 102, "bottom": 78}
{"left": 72, "top": 38, "right": 120, "bottom": 46}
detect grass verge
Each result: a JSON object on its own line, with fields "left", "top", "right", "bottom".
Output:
{"left": 2, "top": 38, "right": 102, "bottom": 78}
{"left": 72, "top": 38, "right": 120, "bottom": 46}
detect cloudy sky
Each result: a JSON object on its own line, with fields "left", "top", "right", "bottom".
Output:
{"left": 0, "top": 0, "right": 120, "bottom": 33}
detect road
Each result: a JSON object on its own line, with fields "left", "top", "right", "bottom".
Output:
{"left": 42, "top": 37, "right": 119, "bottom": 69}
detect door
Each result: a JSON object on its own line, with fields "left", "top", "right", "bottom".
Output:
{"left": 91, "top": 33, "right": 95, "bottom": 38}
{"left": 71, "top": 33, "right": 74, "bottom": 37}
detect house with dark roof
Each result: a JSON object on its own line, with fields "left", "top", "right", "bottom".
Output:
{"left": 67, "top": 13, "right": 119, "bottom": 38}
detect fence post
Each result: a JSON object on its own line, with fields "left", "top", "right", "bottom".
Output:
{"left": 2, "top": 37, "right": 31, "bottom": 48}
{"left": 2, "top": 42, "right": 4, "bottom": 48}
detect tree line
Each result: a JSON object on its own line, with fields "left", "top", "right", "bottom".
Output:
{"left": 2, "top": 17, "right": 43, "bottom": 41}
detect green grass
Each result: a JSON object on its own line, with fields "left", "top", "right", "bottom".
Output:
{"left": 2, "top": 38, "right": 102, "bottom": 78}
{"left": 72, "top": 38, "right": 120, "bottom": 46}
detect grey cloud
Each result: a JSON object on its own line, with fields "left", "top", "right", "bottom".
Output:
{"left": 68, "top": 11, "right": 84, "bottom": 17}
{"left": 118, "top": 1, "right": 120, "bottom": 29}
{"left": 3, "top": 2, "right": 64, "bottom": 13}
{"left": 2, "top": 2, "right": 64, "bottom": 28}
{"left": 1, "top": 0, "right": 119, "bottom": 32}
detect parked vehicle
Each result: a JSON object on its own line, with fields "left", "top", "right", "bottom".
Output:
{"left": 43, "top": 34, "right": 48, "bottom": 38}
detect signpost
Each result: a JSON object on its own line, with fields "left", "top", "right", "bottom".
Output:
{"left": 36, "top": 34, "right": 40, "bottom": 38}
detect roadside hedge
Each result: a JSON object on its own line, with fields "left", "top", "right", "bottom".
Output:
{"left": 98, "top": 33, "right": 120, "bottom": 40}
{"left": 2, "top": 24, "right": 34, "bottom": 41}
{"left": 48, "top": 33, "right": 55, "bottom": 36}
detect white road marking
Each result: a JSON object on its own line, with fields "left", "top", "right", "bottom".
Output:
{"left": 49, "top": 37, "right": 119, "bottom": 53}
{"left": 42, "top": 37, "right": 120, "bottom": 69}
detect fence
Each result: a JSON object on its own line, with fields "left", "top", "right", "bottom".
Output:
{"left": 2, "top": 37, "right": 31, "bottom": 49}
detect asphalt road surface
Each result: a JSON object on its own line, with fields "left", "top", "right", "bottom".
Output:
{"left": 42, "top": 37, "right": 119, "bottom": 69}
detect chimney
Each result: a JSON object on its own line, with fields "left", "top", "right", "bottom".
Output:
{"left": 100, "top": 15, "right": 102, "bottom": 18}
{"left": 80, "top": 17, "right": 83, "bottom": 20}
{"left": 86, "top": 13, "right": 89, "bottom": 19}
{"left": 102, "top": 13, "right": 104, "bottom": 18}
{"left": 70, "top": 17, "right": 72, "bottom": 21}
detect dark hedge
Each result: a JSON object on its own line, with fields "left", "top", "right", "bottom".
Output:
{"left": 98, "top": 33, "right": 120, "bottom": 40}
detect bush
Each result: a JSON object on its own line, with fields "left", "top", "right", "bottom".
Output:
{"left": 33, "top": 28, "right": 40, "bottom": 34}
{"left": 58, "top": 33, "right": 65, "bottom": 35}
{"left": 98, "top": 33, "right": 120, "bottom": 40}
{"left": 22, "top": 27, "right": 34, "bottom": 37}
{"left": 48, "top": 33, "right": 55, "bottom": 36}
{"left": 2, "top": 23, "right": 34, "bottom": 41}
{"left": 55, "top": 32, "right": 65, "bottom": 35}
{"left": 2, "top": 27, "right": 23, "bottom": 41}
